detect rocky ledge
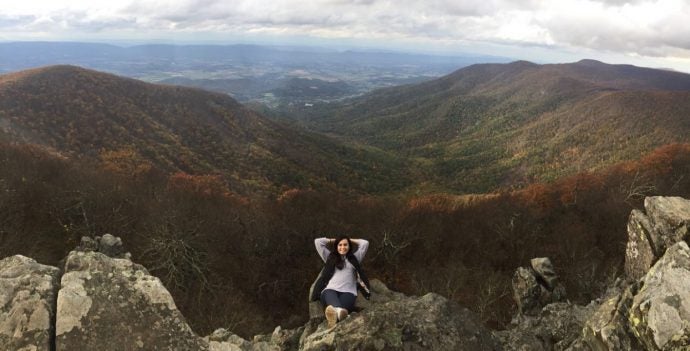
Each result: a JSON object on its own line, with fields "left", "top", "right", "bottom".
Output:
{"left": 1, "top": 197, "right": 690, "bottom": 350}
{"left": 498, "top": 196, "right": 690, "bottom": 351}
{"left": 0, "top": 235, "right": 501, "bottom": 350}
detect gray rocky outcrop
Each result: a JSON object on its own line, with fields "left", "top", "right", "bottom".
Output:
{"left": 645, "top": 196, "right": 690, "bottom": 249}
{"left": 504, "top": 196, "right": 690, "bottom": 351}
{"left": 579, "top": 196, "right": 690, "bottom": 351}
{"left": 531, "top": 257, "right": 559, "bottom": 290}
{"left": 56, "top": 249, "right": 208, "bottom": 350}
{"left": 512, "top": 257, "right": 566, "bottom": 316}
{"left": 0, "top": 234, "right": 503, "bottom": 351}
{"left": 629, "top": 241, "right": 690, "bottom": 350}
{"left": 581, "top": 283, "right": 642, "bottom": 351}
{"left": 0, "top": 255, "right": 60, "bottom": 351}
{"left": 6, "top": 195, "right": 690, "bottom": 350}
{"left": 625, "top": 196, "right": 690, "bottom": 282}
{"left": 301, "top": 284, "right": 502, "bottom": 351}
{"left": 625, "top": 209, "right": 659, "bottom": 281}
{"left": 496, "top": 302, "right": 597, "bottom": 351}
{"left": 76, "top": 234, "right": 129, "bottom": 259}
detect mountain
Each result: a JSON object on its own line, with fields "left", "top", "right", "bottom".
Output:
{"left": 0, "top": 65, "right": 411, "bottom": 194}
{"left": 295, "top": 59, "right": 690, "bottom": 193}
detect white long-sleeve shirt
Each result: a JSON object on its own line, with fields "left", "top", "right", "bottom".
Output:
{"left": 314, "top": 237, "right": 369, "bottom": 296}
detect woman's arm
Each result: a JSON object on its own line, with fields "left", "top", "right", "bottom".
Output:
{"left": 351, "top": 238, "right": 369, "bottom": 262}
{"left": 314, "top": 237, "right": 332, "bottom": 262}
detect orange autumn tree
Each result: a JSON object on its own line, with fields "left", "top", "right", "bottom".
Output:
{"left": 99, "top": 148, "right": 153, "bottom": 178}
{"left": 166, "top": 172, "right": 233, "bottom": 198}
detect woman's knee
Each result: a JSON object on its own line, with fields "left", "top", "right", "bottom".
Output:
{"left": 320, "top": 289, "right": 341, "bottom": 307}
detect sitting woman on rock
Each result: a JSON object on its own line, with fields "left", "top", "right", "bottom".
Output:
{"left": 310, "top": 235, "right": 371, "bottom": 328}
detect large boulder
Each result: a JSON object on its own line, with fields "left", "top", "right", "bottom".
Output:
{"left": 300, "top": 286, "right": 502, "bottom": 351}
{"left": 512, "top": 267, "right": 542, "bottom": 316}
{"left": 644, "top": 196, "right": 690, "bottom": 253}
{"left": 628, "top": 241, "right": 690, "bottom": 350}
{"left": 512, "top": 258, "right": 566, "bottom": 316}
{"left": 581, "top": 284, "right": 642, "bottom": 351}
{"left": 0, "top": 255, "right": 60, "bottom": 351}
{"left": 625, "top": 210, "right": 659, "bottom": 281}
{"left": 56, "top": 250, "right": 208, "bottom": 350}
{"left": 496, "top": 302, "right": 597, "bottom": 351}
{"left": 531, "top": 257, "right": 559, "bottom": 290}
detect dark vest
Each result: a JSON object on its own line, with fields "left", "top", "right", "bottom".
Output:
{"left": 309, "top": 253, "right": 371, "bottom": 302}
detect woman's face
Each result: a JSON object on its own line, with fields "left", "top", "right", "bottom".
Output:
{"left": 337, "top": 239, "right": 349, "bottom": 256}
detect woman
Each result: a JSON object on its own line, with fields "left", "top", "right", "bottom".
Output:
{"left": 311, "top": 235, "right": 371, "bottom": 328}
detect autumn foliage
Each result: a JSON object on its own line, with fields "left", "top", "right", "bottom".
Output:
{"left": 2, "top": 142, "right": 690, "bottom": 336}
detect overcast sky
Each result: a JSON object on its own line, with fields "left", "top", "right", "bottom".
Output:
{"left": 3, "top": 0, "right": 690, "bottom": 71}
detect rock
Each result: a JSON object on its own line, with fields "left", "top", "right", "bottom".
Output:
{"left": 531, "top": 257, "right": 558, "bottom": 290}
{"left": 309, "top": 278, "right": 403, "bottom": 321}
{"left": 354, "top": 278, "right": 405, "bottom": 310}
{"left": 77, "top": 234, "right": 128, "bottom": 259}
{"left": 206, "top": 328, "right": 250, "bottom": 351}
{"left": 512, "top": 267, "right": 542, "bottom": 316}
{"left": 270, "top": 325, "right": 303, "bottom": 351}
{"left": 644, "top": 196, "right": 690, "bottom": 254}
{"left": 0, "top": 255, "right": 60, "bottom": 351}
{"left": 582, "top": 284, "right": 642, "bottom": 351}
{"left": 496, "top": 302, "right": 597, "bottom": 351}
{"left": 307, "top": 301, "right": 323, "bottom": 321}
{"left": 56, "top": 250, "right": 208, "bottom": 350}
{"left": 205, "top": 327, "right": 281, "bottom": 351}
{"left": 77, "top": 236, "right": 99, "bottom": 252}
{"left": 629, "top": 241, "right": 690, "bottom": 350}
{"left": 512, "top": 259, "right": 566, "bottom": 317}
{"left": 625, "top": 210, "right": 659, "bottom": 282}
{"left": 300, "top": 289, "right": 502, "bottom": 351}
{"left": 97, "top": 233, "right": 124, "bottom": 258}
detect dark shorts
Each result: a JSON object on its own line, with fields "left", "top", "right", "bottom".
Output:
{"left": 320, "top": 289, "right": 356, "bottom": 312}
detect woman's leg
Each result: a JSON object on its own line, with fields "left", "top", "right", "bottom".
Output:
{"left": 320, "top": 289, "right": 340, "bottom": 328}
{"left": 320, "top": 289, "right": 342, "bottom": 308}
{"left": 321, "top": 290, "right": 357, "bottom": 310}
{"left": 338, "top": 292, "right": 357, "bottom": 312}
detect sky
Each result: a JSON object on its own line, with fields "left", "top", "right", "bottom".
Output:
{"left": 3, "top": 0, "right": 690, "bottom": 72}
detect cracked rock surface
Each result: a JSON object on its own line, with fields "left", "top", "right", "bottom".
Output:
{"left": 0, "top": 255, "right": 60, "bottom": 351}
{"left": 56, "top": 250, "right": 207, "bottom": 350}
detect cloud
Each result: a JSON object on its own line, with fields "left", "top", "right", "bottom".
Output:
{"left": 0, "top": 15, "right": 37, "bottom": 29}
{"left": 537, "top": 0, "right": 690, "bottom": 57}
{"left": 588, "top": 0, "right": 648, "bottom": 5}
{"left": 2, "top": 0, "right": 690, "bottom": 62}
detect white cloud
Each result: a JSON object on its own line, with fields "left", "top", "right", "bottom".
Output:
{"left": 2, "top": 0, "right": 690, "bottom": 65}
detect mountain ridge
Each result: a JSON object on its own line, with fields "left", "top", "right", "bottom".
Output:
{"left": 292, "top": 59, "right": 690, "bottom": 192}
{"left": 0, "top": 65, "right": 411, "bottom": 194}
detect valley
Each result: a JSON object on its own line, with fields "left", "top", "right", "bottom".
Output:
{"left": 0, "top": 42, "right": 508, "bottom": 107}
{"left": 2, "top": 47, "right": 690, "bottom": 340}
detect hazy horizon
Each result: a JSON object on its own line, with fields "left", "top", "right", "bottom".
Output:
{"left": 2, "top": 0, "right": 690, "bottom": 73}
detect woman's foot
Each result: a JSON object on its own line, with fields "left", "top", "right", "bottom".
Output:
{"left": 325, "top": 305, "right": 337, "bottom": 328}
{"left": 337, "top": 308, "right": 348, "bottom": 321}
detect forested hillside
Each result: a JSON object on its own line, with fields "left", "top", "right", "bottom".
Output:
{"left": 0, "top": 65, "right": 411, "bottom": 195}
{"left": 287, "top": 60, "right": 690, "bottom": 193}
{"left": 3, "top": 141, "right": 690, "bottom": 336}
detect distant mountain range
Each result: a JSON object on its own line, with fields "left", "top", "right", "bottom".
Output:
{"left": 292, "top": 59, "right": 690, "bottom": 193}
{"left": 0, "top": 65, "right": 412, "bottom": 194}
{"left": 0, "top": 42, "right": 507, "bottom": 75}
{"left": 0, "top": 42, "right": 509, "bottom": 106}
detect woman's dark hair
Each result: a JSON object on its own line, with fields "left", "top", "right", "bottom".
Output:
{"left": 328, "top": 235, "right": 353, "bottom": 270}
